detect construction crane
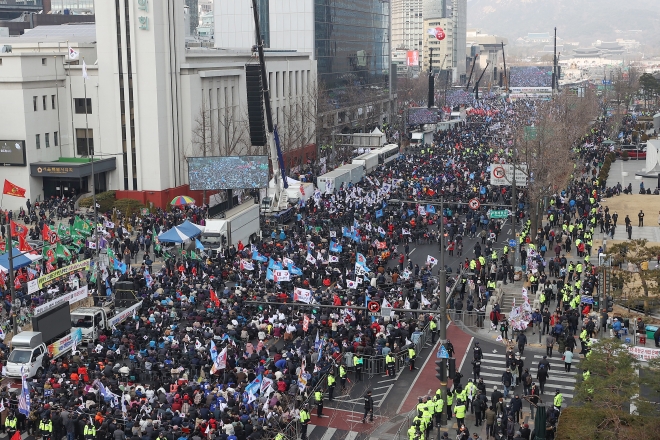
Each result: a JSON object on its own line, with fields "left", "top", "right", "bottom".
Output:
{"left": 465, "top": 54, "right": 479, "bottom": 91}
{"left": 250, "top": 0, "right": 288, "bottom": 212}
{"left": 473, "top": 61, "right": 490, "bottom": 100}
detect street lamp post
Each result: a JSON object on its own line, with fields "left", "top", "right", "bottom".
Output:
{"left": 4, "top": 226, "right": 17, "bottom": 335}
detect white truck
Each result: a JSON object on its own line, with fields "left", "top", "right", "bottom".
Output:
{"left": 6, "top": 329, "right": 82, "bottom": 379}
{"left": 351, "top": 152, "right": 379, "bottom": 174}
{"left": 317, "top": 168, "right": 352, "bottom": 194}
{"left": 337, "top": 163, "right": 365, "bottom": 185}
{"left": 201, "top": 201, "right": 260, "bottom": 257}
{"left": 71, "top": 300, "right": 144, "bottom": 342}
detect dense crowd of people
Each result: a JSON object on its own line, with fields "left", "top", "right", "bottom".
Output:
{"left": 0, "top": 92, "right": 634, "bottom": 440}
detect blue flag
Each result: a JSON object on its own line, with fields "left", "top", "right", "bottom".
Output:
{"left": 288, "top": 263, "right": 303, "bottom": 276}
{"left": 408, "top": 209, "right": 415, "bottom": 217}
{"left": 209, "top": 340, "right": 218, "bottom": 362}
{"left": 252, "top": 251, "right": 268, "bottom": 262}
{"left": 375, "top": 209, "right": 383, "bottom": 219}
{"left": 329, "top": 241, "right": 343, "bottom": 253}
{"left": 195, "top": 239, "right": 205, "bottom": 250}
{"left": 426, "top": 205, "right": 436, "bottom": 214}
{"left": 266, "top": 268, "right": 274, "bottom": 281}
{"left": 342, "top": 227, "right": 352, "bottom": 238}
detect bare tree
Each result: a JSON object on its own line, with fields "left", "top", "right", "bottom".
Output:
{"left": 513, "top": 91, "right": 599, "bottom": 237}
{"left": 190, "top": 97, "right": 215, "bottom": 158}
{"left": 215, "top": 106, "right": 253, "bottom": 156}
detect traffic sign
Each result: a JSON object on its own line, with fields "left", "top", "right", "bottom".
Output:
{"left": 468, "top": 198, "right": 481, "bottom": 210}
{"left": 437, "top": 345, "right": 449, "bottom": 359}
{"left": 367, "top": 301, "right": 380, "bottom": 315}
{"left": 492, "top": 166, "right": 506, "bottom": 179}
{"left": 488, "top": 209, "right": 510, "bottom": 219}
{"left": 508, "top": 239, "right": 517, "bottom": 248}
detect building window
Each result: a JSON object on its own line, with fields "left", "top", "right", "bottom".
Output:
{"left": 35, "top": 134, "right": 40, "bottom": 149}
{"left": 74, "top": 98, "right": 92, "bottom": 114}
{"left": 76, "top": 128, "right": 94, "bottom": 156}
{"left": 45, "top": 133, "right": 50, "bottom": 148}
{"left": 42, "top": 95, "right": 47, "bottom": 110}
{"left": 54, "top": 131, "right": 59, "bottom": 147}
{"left": 33, "top": 96, "right": 38, "bottom": 112}
{"left": 51, "top": 95, "right": 56, "bottom": 109}
{"left": 42, "top": 58, "right": 47, "bottom": 66}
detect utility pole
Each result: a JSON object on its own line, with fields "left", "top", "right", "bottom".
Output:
{"left": 512, "top": 142, "right": 520, "bottom": 268}
{"left": 428, "top": 48, "right": 434, "bottom": 109}
{"left": 438, "top": 196, "right": 448, "bottom": 427}
{"left": 5, "top": 226, "right": 17, "bottom": 335}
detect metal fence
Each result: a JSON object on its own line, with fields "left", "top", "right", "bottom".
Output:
{"left": 447, "top": 309, "right": 488, "bottom": 330}
{"left": 280, "top": 373, "right": 328, "bottom": 440}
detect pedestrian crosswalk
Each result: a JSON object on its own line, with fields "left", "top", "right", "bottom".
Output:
{"left": 473, "top": 351, "right": 580, "bottom": 402}
{"left": 304, "top": 425, "right": 362, "bottom": 440}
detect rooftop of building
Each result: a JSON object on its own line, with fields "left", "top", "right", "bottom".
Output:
{"left": 0, "top": 23, "right": 95, "bottom": 43}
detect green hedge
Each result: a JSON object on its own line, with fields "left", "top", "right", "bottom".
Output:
{"left": 113, "top": 198, "right": 146, "bottom": 217}
{"left": 79, "top": 191, "right": 116, "bottom": 213}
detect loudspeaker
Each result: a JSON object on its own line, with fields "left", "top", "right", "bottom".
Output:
{"left": 115, "top": 281, "right": 137, "bottom": 308}
{"left": 245, "top": 64, "right": 267, "bottom": 147}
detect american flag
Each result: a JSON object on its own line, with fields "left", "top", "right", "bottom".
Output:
{"left": 18, "top": 367, "right": 30, "bottom": 416}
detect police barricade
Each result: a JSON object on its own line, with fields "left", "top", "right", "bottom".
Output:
{"left": 448, "top": 309, "right": 487, "bottom": 329}
{"left": 361, "top": 321, "right": 434, "bottom": 377}
{"left": 280, "top": 373, "right": 328, "bottom": 439}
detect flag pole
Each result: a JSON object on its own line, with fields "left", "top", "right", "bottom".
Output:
{"left": 5, "top": 223, "right": 16, "bottom": 336}
{"left": 83, "top": 56, "right": 102, "bottom": 300}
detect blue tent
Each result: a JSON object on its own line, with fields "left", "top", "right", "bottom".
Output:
{"left": 0, "top": 248, "right": 41, "bottom": 272}
{"left": 177, "top": 220, "right": 203, "bottom": 238}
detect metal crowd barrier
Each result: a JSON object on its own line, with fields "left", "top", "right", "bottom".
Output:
{"left": 448, "top": 309, "right": 487, "bottom": 329}
{"left": 280, "top": 373, "right": 328, "bottom": 439}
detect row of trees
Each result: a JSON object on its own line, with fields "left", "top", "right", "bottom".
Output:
{"left": 512, "top": 90, "right": 600, "bottom": 237}
{"left": 556, "top": 339, "right": 660, "bottom": 440}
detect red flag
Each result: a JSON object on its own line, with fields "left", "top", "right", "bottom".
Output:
{"left": 27, "top": 270, "right": 35, "bottom": 281}
{"left": 14, "top": 277, "right": 21, "bottom": 289}
{"left": 42, "top": 224, "right": 59, "bottom": 244}
{"left": 0, "top": 271, "right": 6, "bottom": 287}
{"left": 427, "top": 189, "right": 436, "bottom": 196}
{"left": 0, "top": 240, "right": 5, "bottom": 253}
{"left": 10, "top": 221, "right": 28, "bottom": 238}
{"left": 209, "top": 289, "right": 220, "bottom": 307}
{"left": 46, "top": 261, "right": 55, "bottom": 273}
{"left": 2, "top": 180, "right": 26, "bottom": 198}
{"left": 11, "top": 431, "right": 21, "bottom": 440}
{"left": 18, "top": 235, "right": 33, "bottom": 253}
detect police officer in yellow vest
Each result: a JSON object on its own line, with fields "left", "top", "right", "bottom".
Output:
{"left": 299, "top": 406, "right": 311, "bottom": 440}
{"left": 327, "top": 371, "right": 336, "bottom": 401}
{"left": 354, "top": 353, "right": 363, "bottom": 381}
{"left": 5, "top": 411, "right": 17, "bottom": 438}
{"left": 554, "top": 389, "right": 563, "bottom": 412}
{"left": 408, "top": 346, "right": 417, "bottom": 371}
{"left": 446, "top": 388, "right": 453, "bottom": 421}
{"left": 453, "top": 397, "right": 467, "bottom": 427}
{"left": 39, "top": 415, "right": 53, "bottom": 440}
{"left": 433, "top": 393, "right": 444, "bottom": 427}
{"left": 274, "top": 433, "right": 285, "bottom": 440}
{"left": 315, "top": 389, "right": 324, "bottom": 417}
{"left": 386, "top": 352, "right": 396, "bottom": 376}
{"left": 430, "top": 319, "right": 437, "bottom": 343}
{"left": 84, "top": 421, "right": 96, "bottom": 440}
{"left": 339, "top": 363, "right": 347, "bottom": 390}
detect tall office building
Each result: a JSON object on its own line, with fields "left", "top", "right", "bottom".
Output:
{"left": 49, "top": 0, "right": 95, "bottom": 14}
{"left": 185, "top": 0, "right": 198, "bottom": 35}
{"left": 422, "top": 0, "right": 465, "bottom": 81}
{"left": 392, "top": 0, "right": 424, "bottom": 53}
{"left": 215, "top": 0, "right": 394, "bottom": 142}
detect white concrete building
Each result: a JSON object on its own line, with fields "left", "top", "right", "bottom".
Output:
{"left": 421, "top": 0, "right": 466, "bottom": 81}
{"left": 0, "top": 0, "right": 315, "bottom": 210}
{"left": 392, "top": 0, "right": 424, "bottom": 53}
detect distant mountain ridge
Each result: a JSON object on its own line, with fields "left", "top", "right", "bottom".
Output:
{"left": 467, "top": 0, "right": 660, "bottom": 47}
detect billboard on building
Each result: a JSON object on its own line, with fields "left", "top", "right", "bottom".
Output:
{"left": 406, "top": 50, "right": 419, "bottom": 67}
{"left": 509, "top": 66, "right": 554, "bottom": 88}
{"left": 407, "top": 107, "right": 440, "bottom": 125}
{"left": 0, "top": 140, "right": 26, "bottom": 166}
{"left": 188, "top": 155, "right": 269, "bottom": 190}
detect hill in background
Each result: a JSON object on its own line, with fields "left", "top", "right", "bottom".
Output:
{"left": 467, "top": 0, "right": 660, "bottom": 48}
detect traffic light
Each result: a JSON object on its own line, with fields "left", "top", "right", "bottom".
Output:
{"left": 606, "top": 295, "right": 613, "bottom": 313}
{"left": 435, "top": 360, "right": 447, "bottom": 382}
{"left": 448, "top": 358, "right": 456, "bottom": 380}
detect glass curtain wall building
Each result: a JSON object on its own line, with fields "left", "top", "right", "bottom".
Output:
{"left": 315, "top": 0, "right": 390, "bottom": 104}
